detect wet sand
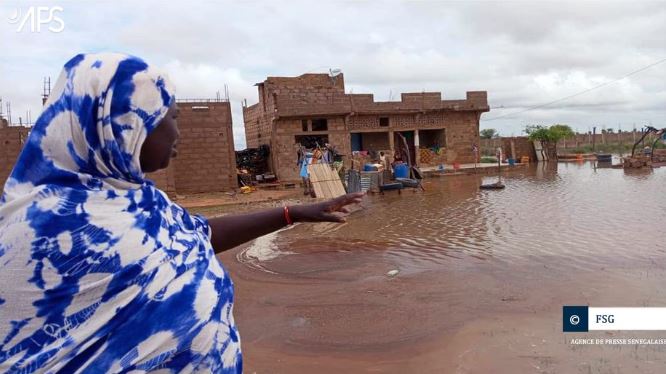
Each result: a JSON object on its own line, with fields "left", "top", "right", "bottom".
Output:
{"left": 214, "top": 163, "right": 666, "bottom": 373}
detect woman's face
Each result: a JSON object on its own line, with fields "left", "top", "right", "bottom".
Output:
{"left": 140, "top": 103, "right": 180, "bottom": 173}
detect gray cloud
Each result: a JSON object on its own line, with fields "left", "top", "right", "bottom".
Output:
{"left": 1, "top": 0, "right": 664, "bottom": 147}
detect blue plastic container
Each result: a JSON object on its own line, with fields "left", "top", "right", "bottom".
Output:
{"left": 394, "top": 163, "right": 410, "bottom": 178}
{"left": 508, "top": 158, "right": 516, "bottom": 166}
{"left": 363, "top": 163, "right": 377, "bottom": 172}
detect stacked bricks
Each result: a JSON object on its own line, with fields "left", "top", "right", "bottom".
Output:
{"left": 624, "top": 155, "right": 652, "bottom": 169}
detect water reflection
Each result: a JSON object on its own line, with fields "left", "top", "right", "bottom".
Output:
{"left": 244, "top": 162, "right": 665, "bottom": 274}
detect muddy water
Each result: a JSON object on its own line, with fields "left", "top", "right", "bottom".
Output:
{"left": 217, "top": 162, "right": 666, "bottom": 373}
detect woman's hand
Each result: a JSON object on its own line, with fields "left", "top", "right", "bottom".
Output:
{"left": 208, "top": 192, "right": 365, "bottom": 253}
{"left": 290, "top": 192, "right": 365, "bottom": 223}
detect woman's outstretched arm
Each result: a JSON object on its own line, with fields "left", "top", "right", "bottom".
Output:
{"left": 208, "top": 192, "right": 365, "bottom": 253}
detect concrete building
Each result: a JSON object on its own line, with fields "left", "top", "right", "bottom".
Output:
{"left": 243, "top": 73, "right": 489, "bottom": 181}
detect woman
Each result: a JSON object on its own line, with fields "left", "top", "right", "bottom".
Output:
{"left": 0, "top": 53, "right": 363, "bottom": 373}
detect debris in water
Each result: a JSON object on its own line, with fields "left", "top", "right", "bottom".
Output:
{"left": 387, "top": 269, "right": 399, "bottom": 277}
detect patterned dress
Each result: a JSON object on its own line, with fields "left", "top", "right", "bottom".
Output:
{"left": 0, "top": 53, "right": 242, "bottom": 373}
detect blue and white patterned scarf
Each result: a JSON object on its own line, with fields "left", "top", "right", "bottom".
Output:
{"left": 0, "top": 53, "right": 241, "bottom": 373}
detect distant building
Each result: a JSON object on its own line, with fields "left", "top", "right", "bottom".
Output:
{"left": 243, "top": 73, "right": 489, "bottom": 181}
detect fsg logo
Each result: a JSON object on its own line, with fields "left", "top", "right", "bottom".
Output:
{"left": 8, "top": 6, "right": 65, "bottom": 33}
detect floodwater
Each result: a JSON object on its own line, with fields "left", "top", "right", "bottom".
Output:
{"left": 216, "top": 162, "right": 666, "bottom": 373}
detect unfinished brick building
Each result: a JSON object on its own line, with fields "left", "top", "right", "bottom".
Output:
{"left": 0, "top": 101, "right": 237, "bottom": 196}
{"left": 243, "top": 73, "right": 489, "bottom": 181}
{"left": 147, "top": 100, "right": 237, "bottom": 194}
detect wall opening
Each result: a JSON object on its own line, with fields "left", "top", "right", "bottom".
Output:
{"left": 379, "top": 117, "right": 389, "bottom": 127}
{"left": 301, "top": 119, "right": 309, "bottom": 132}
{"left": 350, "top": 132, "right": 390, "bottom": 152}
{"left": 295, "top": 134, "right": 329, "bottom": 149}
{"left": 420, "top": 129, "right": 446, "bottom": 148}
{"left": 312, "top": 118, "right": 328, "bottom": 131}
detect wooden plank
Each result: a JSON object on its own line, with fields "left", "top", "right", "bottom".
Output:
{"left": 308, "top": 164, "right": 325, "bottom": 198}
{"left": 321, "top": 166, "right": 335, "bottom": 197}
{"left": 309, "top": 164, "right": 325, "bottom": 197}
{"left": 307, "top": 163, "right": 345, "bottom": 199}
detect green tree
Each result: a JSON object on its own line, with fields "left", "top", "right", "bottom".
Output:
{"left": 525, "top": 124, "right": 574, "bottom": 160}
{"left": 480, "top": 128, "right": 499, "bottom": 139}
{"left": 548, "top": 124, "right": 575, "bottom": 141}
{"left": 526, "top": 124, "right": 574, "bottom": 143}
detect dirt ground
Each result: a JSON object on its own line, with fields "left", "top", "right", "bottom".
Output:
{"left": 175, "top": 188, "right": 309, "bottom": 217}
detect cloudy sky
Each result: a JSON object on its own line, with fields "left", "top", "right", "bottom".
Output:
{"left": 1, "top": 0, "right": 664, "bottom": 149}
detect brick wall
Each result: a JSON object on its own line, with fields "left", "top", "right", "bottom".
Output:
{"left": 1, "top": 102, "right": 237, "bottom": 196}
{"left": 556, "top": 131, "right": 657, "bottom": 150}
{"left": 358, "top": 132, "right": 391, "bottom": 150}
{"left": 0, "top": 127, "right": 30, "bottom": 193}
{"left": 501, "top": 137, "right": 537, "bottom": 161}
{"left": 242, "top": 103, "right": 264, "bottom": 149}
{"left": 441, "top": 112, "right": 480, "bottom": 164}
{"left": 145, "top": 165, "right": 176, "bottom": 194}
{"left": 164, "top": 101, "right": 237, "bottom": 193}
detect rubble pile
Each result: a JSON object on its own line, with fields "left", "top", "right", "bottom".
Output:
{"left": 236, "top": 144, "right": 270, "bottom": 175}
{"left": 623, "top": 155, "right": 652, "bottom": 169}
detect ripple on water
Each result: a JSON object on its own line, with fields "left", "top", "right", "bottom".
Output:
{"left": 241, "top": 163, "right": 666, "bottom": 274}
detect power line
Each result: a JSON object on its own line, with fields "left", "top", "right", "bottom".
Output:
{"left": 484, "top": 57, "right": 666, "bottom": 121}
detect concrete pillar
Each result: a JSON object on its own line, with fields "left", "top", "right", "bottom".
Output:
{"left": 414, "top": 130, "right": 420, "bottom": 165}
{"left": 389, "top": 130, "right": 395, "bottom": 157}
